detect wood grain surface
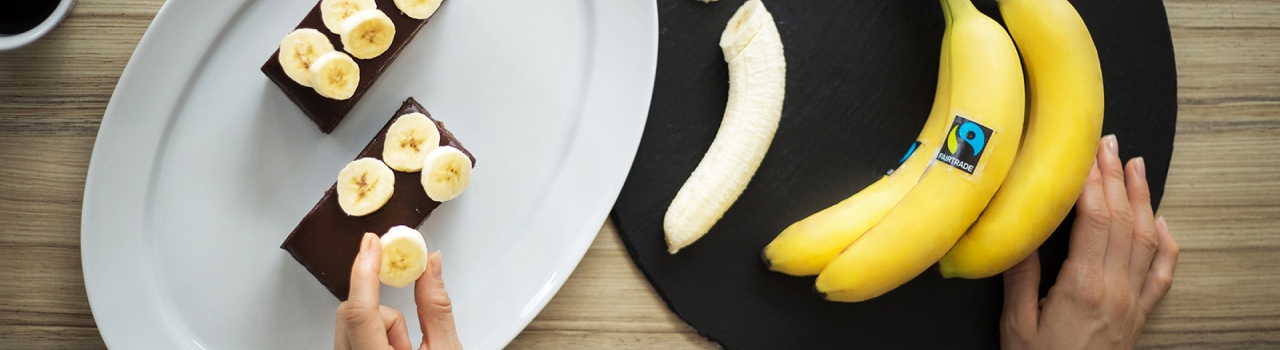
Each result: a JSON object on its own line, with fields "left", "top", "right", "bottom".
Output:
{"left": 0, "top": 0, "right": 1276, "bottom": 348}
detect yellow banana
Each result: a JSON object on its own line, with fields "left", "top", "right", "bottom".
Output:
{"left": 938, "top": 0, "right": 1105, "bottom": 278}
{"left": 814, "top": 0, "right": 1024, "bottom": 302}
{"left": 761, "top": 19, "right": 954, "bottom": 276}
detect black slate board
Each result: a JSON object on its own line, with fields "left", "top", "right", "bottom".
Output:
{"left": 611, "top": 0, "right": 1177, "bottom": 349}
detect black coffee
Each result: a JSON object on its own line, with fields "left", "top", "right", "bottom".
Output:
{"left": 0, "top": 1, "right": 62, "bottom": 35}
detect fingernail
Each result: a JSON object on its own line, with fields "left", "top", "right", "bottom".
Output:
{"left": 1105, "top": 134, "right": 1118, "bottom": 154}
{"left": 1134, "top": 157, "right": 1147, "bottom": 179}
{"left": 431, "top": 251, "right": 443, "bottom": 280}
{"left": 1156, "top": 216, "right": 1168, "bottom": 230}
{"left": 359, "top": 232, "right": 374, "bottom": 254}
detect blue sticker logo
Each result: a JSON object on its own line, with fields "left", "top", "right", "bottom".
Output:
{"left": 888, "top": 141, "right": 923, "bottom": 176}
{"left": 936, "top": 116, "right": 993, "bottom": 174}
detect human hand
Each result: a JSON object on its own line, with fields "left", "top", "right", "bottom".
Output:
{"left": 1000, "top": 135, "right": 1180, "bottom": 350}
{"left": 335, "top": 232, "right": 463, "bottom": 350}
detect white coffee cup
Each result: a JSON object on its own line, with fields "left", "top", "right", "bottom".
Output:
{"left": 0, "top": 0, "right": 77, "bottom": 52}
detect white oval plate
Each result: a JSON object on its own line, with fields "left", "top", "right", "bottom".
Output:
{"left": 80, "top": 0, "right": 656, "bottom": 348}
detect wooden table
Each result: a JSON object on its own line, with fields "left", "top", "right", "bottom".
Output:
{"left": 1, "top": 0, "right": 1276, "bottom": 348}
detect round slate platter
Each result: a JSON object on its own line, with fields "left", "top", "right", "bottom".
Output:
{"left": 611, "top": 0, "right": 1177, "bottom": 349}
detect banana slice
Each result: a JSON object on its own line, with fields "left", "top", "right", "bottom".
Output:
{"left": 309, "top": 51, "right": 360, "bottom": 100}
{"left": 383, "top": 113, "right": 441, "bottom": 172}
{"left": 336, "top": 157, "right": 396, "bottom": 216}
{"left": 421, "top": 146, "right": 471, "bottom": 202}
{"left": 320, "top": 0, "right": 377, "bottom": 34}
{"left": 340, "top": 10, "right": 396, "bottom": 59}
{"left": 379, "top": 225, "right": 429, "bottom": 288}
{"left": 278, "top": 28, "right": 336, "bottom": 87}
{"left": 393, "top": 0, "right": 443, "bottom": 20}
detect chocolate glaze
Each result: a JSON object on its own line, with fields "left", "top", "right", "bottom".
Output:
{"left": 281, "top": 97, "right": 474, "bottom": 301}
{"left": 261, "top": 0, "right": 441, "bottom": 133}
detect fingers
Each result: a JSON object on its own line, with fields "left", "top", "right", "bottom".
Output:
{"left": 1001, "top": 251, "right": 1041, "bottom": 337}
{"left": 1098, "top": 135, "right": 1135, "bottom": 282}
{"left": 1067, "top": 153, "right": 1108, "bottom": 274}
{"left": 380, "top": 305, "right": 413, "bottom": 350}
{"left": 1125, "top": 157, "right": 1159, "bottom": 292}
{"left": 349, "top": 233, "right": 383, "bottom": 307}
{"left": 415, "top": 251, "right": 463, "bottom": 350}
{"left": 339, "top": 233, "right": 391, "bottom": 350}
{"left": 335, "top": 315, "right": 351, "bottom": 350}
{"left": 1139, "top": 217, "right": 1179, "bottom": 315}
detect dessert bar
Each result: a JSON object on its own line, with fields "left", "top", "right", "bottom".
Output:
{"left": 281, "top": 97, "right": 473, "bottom": 300}
{"left": 262, "top": 0, "right": 438, "bottom": 133}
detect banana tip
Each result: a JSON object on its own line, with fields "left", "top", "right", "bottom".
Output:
{"left": 814, "top": 287, "right": 829, "bottom": 301}
{"left": 936, "top": 262, "right": 959, "bottom": 279}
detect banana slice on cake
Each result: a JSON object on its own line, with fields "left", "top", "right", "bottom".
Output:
{"left": 382, "top": 113, "right": 441, "bottom": 172}
{"left": 379, "top": 225, "right": 429, "bottom": 288}
{"left": 340, "top": 10, "right": 396, "bottom": 59}
{"left": 278, "top": 28, "right": 336, "bottom": 87}
{"left": 321, "top": 0, "right": 377, "bottom": 34}
{"left": 309, "top": 51, "right": 360, "bottom": 100}
{"left": 421, "top": 146, "right": 471, "bottom": 202}
{"left": 393, "top": 0, "right": 443, "bottom": 20}
{"left": 337, "top": 157, "right": 396, "bottom": 216}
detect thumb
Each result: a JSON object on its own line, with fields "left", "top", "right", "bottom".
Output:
{"left": 1001, "top": 251, "right": 1041, "bottom": 337}
{"left": 415, "top": 251, "right": 462, "bottom": 350}
{"left": 348, "top": 233, "right": 383, "bottom": 307}
{"left": 340, "top": 232, "right": 390, "bottom": 349}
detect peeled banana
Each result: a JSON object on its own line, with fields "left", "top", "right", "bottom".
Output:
{"left": 379, "top": 225, "right": 430, "bottom": 287}
{"left": 762, "top": 16, "right": 954, "bottom": 277}
{"left": 337, "top": 157, "right": 396, "bottom": 216}
{"left": 814, "top": 0, "right": 1024, "bottom": 302}
{"left": 938, "top": 0, "right": 1105, "bottom": 279}
{"left": 664, "top": 0, "right": 786, "bottom": 254}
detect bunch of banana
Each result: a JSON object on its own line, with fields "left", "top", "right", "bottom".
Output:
{"left": 664, "top": 0, "right": 786, "bottom": 254}
{"left": 277, "top": 0, "right": 443, "bottom": 100}
{"left": 812, "top": 0, "right": 1025, "bottom": 302}
{"left": 939, "top": 0, "right": 1105, "bottom": 278}
{"left": 761, "top": 16, "right": 953, "bottom": 277}
{"left": 757, "top": 0, "right": 1104, "bottom": 302}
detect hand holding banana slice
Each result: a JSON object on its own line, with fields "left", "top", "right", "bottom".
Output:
{"left": 383, "top": 112, "right": 441, "bottom": 172}
{"left": 422, "top": 146, "right": 471, "bottom": 202}
{"left": 337, "top": 157, "right": 396, "bottom": 216}
{"left": 379, "top": 225, "right": 430, "bottom": 287}
{"left": 663, "top": 0, "right": 786, "bottom": 254}
{"left": 340, "top": 9, "right": 396, "bottom": 59}
{"left": 321, "top": 0, "right": 376, "bottom": 34}
{"left": 278, "top": 29, "right": 336, "bottom": 88}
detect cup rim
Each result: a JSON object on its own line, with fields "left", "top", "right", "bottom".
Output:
{"left": 0, "top": 0, "right": 78, "bottom": 52}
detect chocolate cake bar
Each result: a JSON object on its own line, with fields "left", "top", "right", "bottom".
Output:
{"left": 281, "top": 97, "right": 474, "bottom": 300}
{"left": 262, "top": 0, "right": 440, "bottom": 133}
